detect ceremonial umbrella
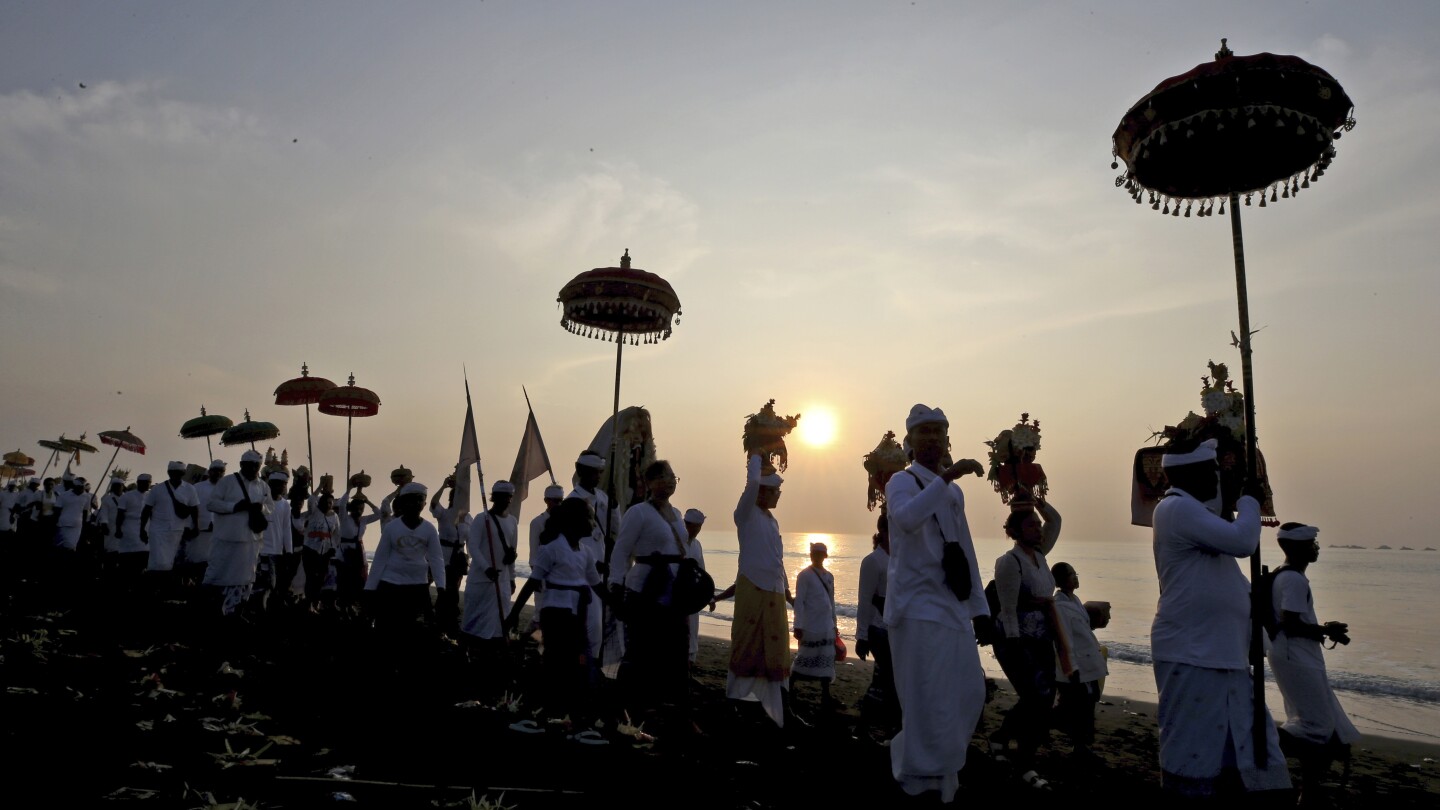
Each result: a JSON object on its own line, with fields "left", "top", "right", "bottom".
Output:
{"left": 274, "top": 362, "right": 335, "bottom": 479}
{"left": 96, "top": 427, "right": 146, "bottom": 490}
{"left": 557, "top": 250, "right": 681, "bottom": 507}
{"left": 5, "top": 450, "right": 35, "bottom": 467}
{"left": 221, "top": 409, "right": 281, "bottom": 452}
{"left": 36, "top": 437, "right": 70, "bottom": 480}
{"left": 1, "top": 465, "right": 35, "bottom": 483}
{"left": 1111, "top": 38, "right": 1356, "bottom": 767}
{"left": 317, "top": 373, "right": 380, "bottom": 486}
{"left": 179, "top": 406, "right": 233, "bottom": 463}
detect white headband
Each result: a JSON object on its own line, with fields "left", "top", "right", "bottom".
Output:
{"left": 684, "top": 508, "right": 706, "bottom": 524}
{"left": 576, "top": 453, "right": 606, "bottom": 470}
{"left": 491, "top": 481, "right": 515, "bottom": 494}
{"left": 543, "top": 484, "right": 565, "bottom": 499}
{"left": 1161, "top": 439, "right": 1218, "bottom": 468}
{"left": 1277, "top": 524, "right": 1319, "bottom": 542}
{"left": 241, "top": 450, "right": 264, "bottom": 463}
{"left": 905, "top": 404, "right": 948, "bottom": 432}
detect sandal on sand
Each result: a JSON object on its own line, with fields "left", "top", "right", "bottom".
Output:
{"left": 570, "top": 730, "right": 610, "bottom": 746}
{"left": 508, "top": 720, "right": 544, "bottom": 734}
{"left": 988, "top": 741, "right": 1011, "bottom": 764}
{"left": 1020, "top": 770, "right": 1051, "bottom": 790}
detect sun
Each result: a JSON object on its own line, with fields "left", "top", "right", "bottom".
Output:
{"left": 798, "top": 406, "right": 838, "bottom": 448}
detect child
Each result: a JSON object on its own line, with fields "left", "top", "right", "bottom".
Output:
{"left": 1050, "top": 561, "right": 1108, "bottom": 762}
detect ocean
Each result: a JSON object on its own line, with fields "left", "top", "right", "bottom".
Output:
{"left": 515, "top": 528, "right": 1439, "bottom": 744}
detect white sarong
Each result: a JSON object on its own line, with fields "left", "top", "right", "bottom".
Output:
{"left": 889, "top": 617, "right": 986, "bottom": 803}
{"left": 1268, "top": 634, "right": 1359, "bottom": 746}
{"left": 1154, "top": 661, "right": 1291, "bottom": 796}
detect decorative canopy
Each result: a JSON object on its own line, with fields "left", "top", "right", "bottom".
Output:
{"left": 61, "top": 434, "right": 98, "bottom": 454}
{"left": 180, "top": 406, "right": 233, "bottom": 439}
{"left": 318, "top": 373, "right": 381, "bottom": 417}
{"left": 558, "top": 250, "right": 681, "bottom": 345}
{"left": 274, "top": 362, "right": 337, "bottom": 406}
{"left": 5, "top": 450, "right": 35, "bottom": 466}
{"left": 38, "top": 438, "right": 69, "bottom": 452}
{"left": 1112, "top": 40, "right": 1356, "bottom": 216}
{"left": 221, "top": 409, "right": 281, "bottom": 447}
{"left": 99, "top": 428, "right": 146, "bottom": 455}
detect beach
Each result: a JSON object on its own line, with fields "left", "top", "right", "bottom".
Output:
{"left": 4, "top": 588, "right": 1437, "bottom": 809}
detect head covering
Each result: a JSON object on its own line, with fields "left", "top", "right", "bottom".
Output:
{"left": 110, "top": 478, "right": 125, "bottom": 489}
{"left": 543, "top": 484, "right": 565, "bottom": 499}
{"left": 759, "top": 471, "right": 783, "bottom": 487}
{"left": 267, "top": 471, "right": 289, "bottom": 482}
{"left": 28, "top": 477, "right": 40, "bottom": 486}
{"left": 810, "top": 542, "right": 828, "bottom": 556}
{"left": 1161, "top": 438, "right": 1218, "bottom": 468}
{"left": 240, "top": 449, "right": 263, "bottom": 463}
{"left": 72, "top": 476, "right": 86, "bottom": 486}
{"left": 576, "top": 452, "right": 606, "bottom": 470}
{"left": 905, "top": 404, "right": 948, "bottom": 432}
{"left": 491, "top": 480, "right": 516, "bottom": 495}
{"left": 399, "top": 481, "right": 427, "bottom": 497}
{"left": 167, "top": 460, "right": 186, "bottom": 472}
{"left": 209, "top": 459, "right": 227, "bottom": 470}
{"left": 137, "top": 473, "right": 153, "bottom": 482}
{"left": 1277, "top": 523, "right": 1319, "bottom": 542}
{"left": 62, "top": 472, "right": 74, "bottom": 482}
{"left": 683, "top": 508, "right": 706, "bottom": 525}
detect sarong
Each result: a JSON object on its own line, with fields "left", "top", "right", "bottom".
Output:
{"left": 725, "top": 574, "right": 789, "bottom": 726}
{"left": 203, "top": 538, "right": 261, "bottom": 616}
{"left": 889, "top": 617, "right": 986, "bottom": 803}
{"left": 147, "top": 526, "right": 185, "bottom": 571}
{"left": 1268, "top": 635, "right": 1359, "bottom": 746}
{"left": 1154, "top": 661, "right": 1291, "bottom": 796}
{"left": 792, "top": 637, "right": 835, "bottom": 679}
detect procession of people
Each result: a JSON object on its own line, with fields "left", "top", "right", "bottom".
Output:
{"left": 1, "top": 397, "right": 1360, "bottom": 808}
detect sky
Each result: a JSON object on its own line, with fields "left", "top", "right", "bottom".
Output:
{"left": 2, "top": 1, "right": 1437, "bottom": 546}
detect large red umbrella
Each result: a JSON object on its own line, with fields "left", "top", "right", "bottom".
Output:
{"left": 557, "top": 250, "right": 681, "bottom": 510}
{"left": 96, "top": 427, "right": 146, "bottom": 488}
{"left": 1111, "top": 39, "right": 1356, "bottom": 767}
{"left": 274, "top": 362, "right": 335, "bottom": 479}
{"left": 317, "top": 373, "right": 380, "bottom": 486}
{"left": 179, "top": 406, "right": 234, "bottom": 462}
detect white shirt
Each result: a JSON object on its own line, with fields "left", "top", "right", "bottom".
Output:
{"left": 206, "top": 473, "right": 272, "bottom": 544}
{"left": 55, "top": 489, "right": 94, "bottom": 528}
{"left": 1054, "top": 591, "right": 1107, "bottom": 683}
{"left": 470, "top": 511, "right": 519, "bottom": 584}
{"left": 194, "top": 478, "right": 221, "bottom": 531}
{"left": 1271, "top": 568, "right": 1324, "bottom": 669}
{"left": 1151, "top": 489, "right": 1260, "bottom": 669}
{"left": 144, "top": 480, "right": 200, "bottom": 530}
{"left": 883, "top": 463, "right": 988, "bottom": 630}
{"left": 856, "top": 546, "right": 889, "bottom": 640}
{"left": 115, "top": 489, "right": 148, "bottom": 553}
{"left": 733, "top": 454, "right": 786, "bottom": 593}
{"left": 613, "top": 500, "right": 687, "bottom": 593}
{"left": 532, "top": 539, "right": 601, "bottom": 614}
{"left": 793, "top": 565, "right": 837, "bottom": 637}
{"left": 262, "top": 497, "right": 293, "bottom": 556}
{"left": 569, "top": 486, "right": 613, "bottom": 573}
{"left": 366, "top": 517, "right": 444, "bottom": 589}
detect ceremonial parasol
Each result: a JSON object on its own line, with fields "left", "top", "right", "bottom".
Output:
{"left": 317, "top": 373, "right": 380, "bottom": 486}
{"left": 221, "top": 409, "right": 281, "bottom": 451}
{"left": 180, "top": 406, "right": 234, "bottom": 462}
{"left": 1, "top": 465, "right": 35, "bottom": 483}
{"left": 5, "top": 450, "right": 35, "bottom": 467}
{"left": 1111, "top": 39, "right": 1356, "bottom": 768}
{"left": 37, "top": 436, "right": 71, "bottom": 480}
{"left": 274, "top": 362, "right": 335, "bottom": 479}
{"left": 96, "top": 427, "right": 146, "bottom": 490}
{"left": 558, "top": 250, "right": 681, "bottom": 505}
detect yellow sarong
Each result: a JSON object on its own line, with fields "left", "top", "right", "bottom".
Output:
{"left": 729, "top": 574, "right": 789, "bottom": 681}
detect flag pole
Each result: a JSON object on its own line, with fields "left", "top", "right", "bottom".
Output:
{"left": 467, "top": 370, "right": 490, "bottom": 515}
{"left": 522, "top": 386, "right": 558, "bottom": 487}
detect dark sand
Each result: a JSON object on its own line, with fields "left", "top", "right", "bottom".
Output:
{"left": 4, "top": 592, "right": 1436, "bottom": 808}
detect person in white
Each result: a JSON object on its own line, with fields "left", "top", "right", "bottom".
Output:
{"left": 1267, "top": 522, "right": 1358, "bottom": 804}
{"left": 253, "top": 470, "right": 293, "bottom": 613}
{"left": 570, "top": 451, "right": 616, "bottom": 664}
{"left": 365, "top": 481, "right": 444, "bottom": 631}
{"left": 681, "top": 508, "right": 710, "bottom": 664}
{"left": 791, "top": 541, "right": 838, "bottom": 709}
{"left": 856, "top": 512, "right": 897, "bottom": 724}
{"left": 96, "top": 478, "right": 125, "bottom": 560}
{"left": 1151, "top": 439, "right": 1288, "bottom": 798}
{"left": 461, "top": 480, "right": 518, "bottom": 645}
{"left": 113, "top": 473, "right": 153, "bottom": 584}
{"left": 202, "top": 450, "right": 272, "bottom": 617}
{"left": 378, "top": 465, "right": 413, "bottom": 528}
{"left": 727, "top": 453, "right": 792, "bottom": 727}
{"left": 883, "top": 404, "right": 989, "bottom": 803}
{"left": 529, "top": 497, "right": 606, "bottom": 722}
{"left": 523, "top": 484, "right": 566, "bottom": 630}
{"left": 54, "top": 475, "right": 95, "bottom": 551}
{"left": 184, "top": 459, "right": 227, "bottom": 586}
{"left": 1049, "top": 561, "right": 1108, "bottom": 762}
{"left": 336, "top": 489, "right": 380, "bottom": 610}
{"left": 430, "top": 476, "right": 467, "bottom": 631}
{"left": 0, "top": 482, "right": 19, "bottom": 537}
{"left": 141, "top": 461, "right": 201, "bottom": 575}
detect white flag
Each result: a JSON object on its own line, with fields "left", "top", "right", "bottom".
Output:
{"left": 509, "top": 410, "right": 552, "bottom": 522}
{"left": 453, "top": 375, "right": 482, "bottom": 524}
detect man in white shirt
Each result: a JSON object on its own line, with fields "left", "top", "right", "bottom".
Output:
{"left": 856, "top": 512, "right": 897, "bottom": 727}
{"left": 114, "top": 474, "right": 152, "bottom": 588}
{"left": 254, "top": 470, "right": 293, "bottom": 613}
{"left": 882, "top": 404, "right": 988, "bottom": 803}
{"left": 141, "top": 461, "right": 201, "bottom": 581}
{"left": 523, "top": 484, "right": 566, "bottom": 631}
{"left": 430, "top": 475, "right": 467, "bottom": 632}
{"left": 54, "top": 475, "right": 95, "bottom": 551}
{"left": 570, "top": 452, "right": 615, "bottom": 663}
{"left": 462, "top": 480, "right": 518, "bottom": 646}
{"left": 1151, "top": 439, "right": 1288, "bottom": 798}
{"left": 184, "top": 459, "right": 227, "bottom": 587}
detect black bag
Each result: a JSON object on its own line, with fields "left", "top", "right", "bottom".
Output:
{"left": 670, "top": 557, "right": 716, "bottom": 616}
{"left": 235, "top": 474, "right": 268, "bottom": 534}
